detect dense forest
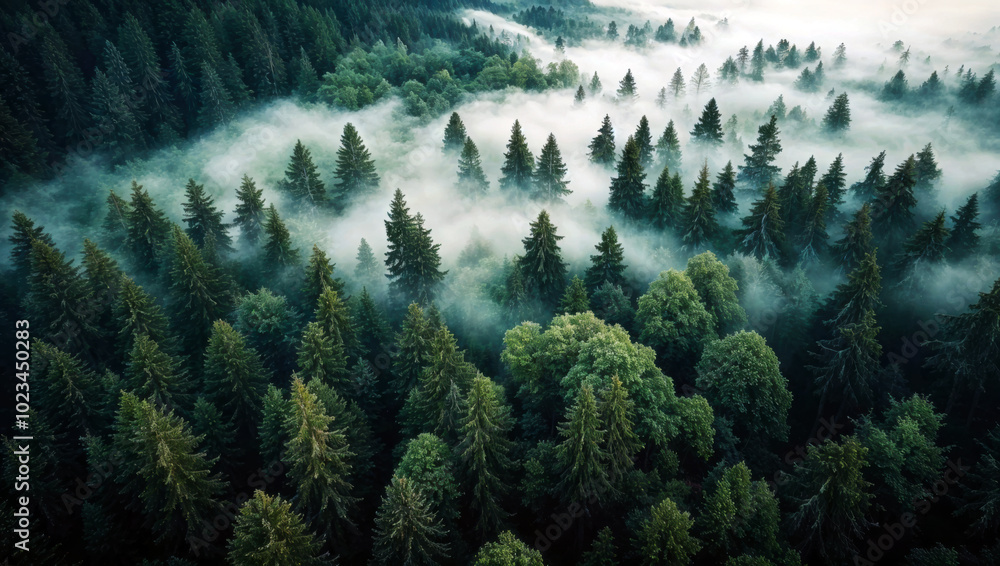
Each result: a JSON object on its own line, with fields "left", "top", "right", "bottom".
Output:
{"left": 2, "top": 0, "right": 1000, "bottom": 565}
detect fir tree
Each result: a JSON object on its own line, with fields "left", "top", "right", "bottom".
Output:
{"left": 234, "top": 175, "right": 266, "bottom": 247}
{"left": 648, "top": 167, "right": 686, "bottom": 232}
{"left": 832, "top": 204, "right": 874, "bottom": 273}
{"left": 737, "top": 115, "right": 782, "bottom": 189}
{"left": 191, "top": 396, "right": 237, "bottom": 462}
{"left": 519, "top": 210, "right": 568, "bottom": 305}
{"left": 589, "top": 72, "right": 603, "bottom": 94}
{"left": 303, "top": 245, "right": 345, "bottom": 307}
{"left": 457, "top": 137, "right": 490, "bottom": 195}
{"left": 114, "top": 277, "right": 172, "bottom": 357}
{"left": 334, "top": 123, "right": 380, "bottom": 203}
{"left": 314, "top": 286, "right": 360, "bottom": 361}
{"left": 609, "top": 136, "right": 648, "bottom": 220}
{"left": 124, "top": 333, "right": 189, "bottom": 412}
{"left": 533, "top": 133, "right": 571, "bottom": 201}
{"left": 166, "top": 226, "right": 230, "bottom": 354}
{"left": 589, "top": 115, "right": 617, "bottom": 166}
{"left": 691, "top": 63, "right": 711, "bottom": 94}
{"left": 821, "top": 153, "right": 847, "bottom": 213}
{"left": 112, "top": 392, "right": 226, "bottom": 535}
{"left": 40, "top": 30, "right": 90, "bottom": 140}
{"left": 896, "top": 211, "right": 949, "bottom": 272}
{"left": 585, "top": 226, "right": 628, "bottom": 292}
{"left": 735, "top": 184, "right": 785, "bottom": 260}
{"left": 634, "top": 497, "right": 702, "bottom": 565}
{"left": 681, "top": 163, "right": 719, "bottom": 249}
{"left": 125, "top": 181, "right": 171, "bottom": 273}
{"left": 228, "top": 492, "right": 326, "bottom": 566}
{"left": 914, "top": 142, "right": 942, "bottom": 194}
{"left": 393, "top": 303, "right": 437, "bottom": 396}
{"left": 33, "top": 340, "right": 101, "bottom": 437}
{"left": 297, "top": 321, "right": 348, "bottom": 387}
{"left": 203, "top": 320, "right": 267, "bottom": 437}
{"left": 9, "top": 210, "right": 54, "bottom": 283}
{"left": 90, "top": 68, "right": 143, "bottom": 161}
{"left": 669, "top": 68, "right": 686, "bottom": 98}
{"left": 850, "top": 151, "right": 888, "bottom": 202}
{"left": 352, "top": 287, "right": 391, "bottom": 364}
{"left": 581, "top": 527, "right": 618, "bottom": 566}
{"left": 197, "top": 62, "right": 234, "bottom": 130}
{"left": 385, "top": 207, "right": 446, "bottom": 305}
{"left": 822, "top": 93, "right": 851, "bottom": 132}
{"left": 872, "top": 155, "right": 918, "bottom": 250}
{"left": 799, "top": 183, "right": 830, "bottom": 265}
{"left": 946, "top": 193, "right": 981, "bottom": 260}
{"left": 372, "top": 476, "right": 450, "bottom": 565}
{"left": 443, "top": 112, "right": 467, "bottom": 151}
{"left": 575, "top": 85, "right": 586, "bottom": 104}
{"left": 617, "top": 69, "right": 637, "bottom": 100}
{"left": 259, "top": 385, "right": 290, "bottom": 464}
{"left": 355, "top": 238, "right": 380, "bottom": 288}
{"left": 560, "top": 276, "right": 591, "bottom": 315}
{"left": 181, "top": 179, "right": 232, "bottom": 253}
{"left": 101, "top": 189, "right": 131, "bottom": 252}
{"left": 27, "top": 239, "right": 101, "bottom": 355}
{"left": 750, "top": 40, "right": 766, "bottom": 81}
{"left": 263, "top": 204, "right": 300, "bottom": 267}
{"left": 634, "top": 116, "right": 654, "bottom": 168}
{"left": 656, "top": 120, "right": 683, "bottom": 172}
{"left": 712, "top": 161, "right": 738, "bottom": 215}
{"left": 499, "top": 120, "right": 535, "bottom": 191}
{"left": 557, "top": 385, "right": 611, "bottom": 506}
{"left": 285, "top": 376, "right": 357, "bottom": 532}
{"left": 690, "top": 98, "right": 724, "bottom": 146}
{"left": 458, "top": 374, "right": 514, "bottom": 537}
{"left": 600, "top": 374, "right": 642, "bottom": 483}
{"left": 292, "top": 48, "right": 321, "bottom": 103}
{"left": 279, "top": 140, "right": 328, "bottom": 207}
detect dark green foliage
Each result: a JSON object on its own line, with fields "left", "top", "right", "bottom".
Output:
{"left": 712, "top": 161, "right": 738, "bottom": 215}
{"left": 588, "top": 114, "right": 615, "bottom": 165}
{"left": 33, "top": 340, "right": 102, "bottom": 437}
{"left": 636, "top": 270, "right": 717, "bottom": 371}
{"left": 9, "top": 210, "right": 54, "bottom": 283}
{"left": 634, "top": 115, "right": 654, "bottom": 168}
{"left": 633, "top": 497, "right": 702, "bottom": 565}
{"left": 355, "top": 238, "right": 381, "bottom": 288}
{"left": 585, "top": 226, "right": 628, "bottom": 292}
{"left": 181, "top": 179, "right": 232, "bottom": 253}
{"left": 443, "top": 112, "right": 467, "bottom": 151}
{"left": 392, "top": 303, "right": 438, "bottom": 396}
{"left": 279, "top": 140, "right": 328, "bottom": 207}
{"left": 166, "top": 226, "right": 231, "bottom": 354}
{"left": 913, "top": 142, "right": 942, "bottom": 194}
{"left": 690, "top": 98, "right": 724, "bottom": 146}
{"left": 738, "top": 115, "right": 782, "bottom": 189}
{"left": 896, "top": 211, "right": 949, "bottom": 273}
{"left": 499, "top": 120, "right": 535, "bottom": 191}
{"left": 297, "top": 321, "right": 348, "bottom": 387}
{"left": 786, "top": 437, "right": 872, "bottom": 562}
{"left": 228, "top": 492, "right": 327, "bottom": 566}
{"left": 234, "top": 175, "right": 266, "bottom": 247}
{"left": 263, "top": 204, "right": 301, "bottom": 267}
{"left": 946, "top": 193, "right": 981, "bottom": 259}
{"left": 686, "top": 251, "right": 747, "bottom": 334}
{"left": 27, "top": 239, "right": 101, "bottom": 356}
{"left": 821, "top": 153, "right": 847, "bottom": 213}
{"left": 302, "top": 245, "right": 345, "bottom": 307}
{"left": 203, "top": 320, "right": 267, "bottom": 436}
{"left": 197, "top": 62, "right": 234, "bottom": 129}
{"left": 115, "top": 277, "right": 172, "bottom": 357}
{"left": 656, "top": 120, "right": 683, "bottom": 172}
{"left": 609, "top": 136, "right": 648, "bottom": 220}
{"left": 384, "top": 191, "right": 446, "bottom": 305}
{"left": 559, "top": 276, "right": 591, "bottom": 315}
{"left": 372, "top": 476, "right": 450, "bottom": 566}
{"left": 822, "top": 93, "right": 851, "bottom": 132}
{"left": 581, "top": 527, "right": 618, "bottom": 566}
{"left": 112, "top": 391, "right": 226, "bottom": 537}
{"left": 533, "top": 133, "right": 570, "bottom": 201}
{"left": 831, "top": 204, "right": 874, "bottom": 272}
{"left": 649, "top": 166, "right": 685, "bottom": 231}
{"left": 125, "top": 333, "right": 190, "bottom": 411}
{"left": 457, "top": 137, "right": 490, "bottom": 195}
{"left": 682, "top": 164, "right": 720, "bottom": 250}
{"left": 873, "top": 155, "right": 918, "bottom": 251}
{"left": 334, "top": 123, "right": 380, "bottom": 203}
{"left": 473, "top": 531, "right": 544, "bottom": 565}
{"left": 125, "top": 181, "right": 171, "bottom": 273}
{"left": 850, "top": 151, "right": 888, "bottom": 202}
{"left": 518, "top": 210, "right": 567, "bottom": 305}
{"left": 798, "top": 183, "right": 830, "bottom": 265}
{"left": 617, "top": 68, "right": 637, "bottom": 99}
{"left": 556, "top": 385, "right": 611, "bottom": 506}
{"left": 459, "top": 375, "right": 514, "bottom": 537}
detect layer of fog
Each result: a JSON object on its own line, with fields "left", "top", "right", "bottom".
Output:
{"left": 2, "top": 1, "right": 998, "bottom": 315}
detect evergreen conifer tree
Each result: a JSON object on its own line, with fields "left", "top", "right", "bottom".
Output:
{"left": 533, "top": 133, "right": 571, "bottom": 201}
{"left": 656, "top": 120, "right": 683, "bottom": 172}
{"left": 737, "top": 115, "right": 782, "bottom": 189}
{"left": 457, "top": 137, "right": 490, "bottom": 195}
{"left": 181, "top": 179, "right": 232, "bottom": 253}
{"left": 499, "top": 120, "right": 535, "bottom": 191}
{"left": 263, "top": 204, "right": 300, "bottom": 267}
{"left": 443, "top": 112, "right": 467, "bottom": 151}
{"left": 228, "top": 492, "right": 326, "bottom": 566}
{"left": 735, "top": 184, "right": 784, "bottom": 260}
{"left": 519, "top": 210, "right": 568, "bottom": 305}
{"left": 690, "top": 98, "right": 724, "bottom": 146}
{"left": 334, "top": 123, "right": 380, "bottom": 203}
{"left": 589, "top": 115, "right": 617, "bottom": 166}
{"left": 585, "top": 226, "right": 628, "bottom": 292}
{"left": 609, "top": 136, "right": 648, "bottom": 220}
{"left": 279, "top": 140, "right": 328, "bottom": 207}
{"left": 559, "top": 276, "right": 591, "bottom": 315}
{"left": 234, "top": 175, "right": 266, "bottom": 247}
{"left": 681, "top": 163, "right": 719, "bottom": 249}
{"left": 946, "top": 193, "right": 981, "bottom": 260}
{"left": 712, "top": 161, "right": 738, "bottom": 215}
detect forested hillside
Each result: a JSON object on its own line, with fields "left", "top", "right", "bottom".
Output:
{"left": 2, "top": 0, "right": 1000, "bottom": 565}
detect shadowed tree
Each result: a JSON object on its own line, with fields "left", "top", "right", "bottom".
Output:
{"left": 556, "top": 385, "right": 611, "bottom": 507}
{"left": 519, "top": 210, "right": 568, "bottom": 306}
{"left": 648, "top": 166, "right": 685, "bottom": 232}
{"left": 499, "top": 120, "right": 535, "bottom": 192}
{"left": 609, "top": 136, "right": 648, "bottom": 220}
{"left": 234, "top": 175, "right": 266, "bottom": 247}
{"left": 633, "top": 497, "right": 702, "bottom": 566}
{"left": 372, "top": 476, "right": 450, "bottom": 566}
{"left": 227, "top": 492, "right": 328, "bottom": 566}
{"left": 681, "top": 163, "right": 719, "bottom": 250}
{"left": 634, "top": 115, "right": 654, "bottom": 168}
{"left": 443, "top": 112, "right": 467, "bottom": 151}
{"left": 334, "top": 123, "right": 380, "bottom": 205}
{"left": 533, "top": 133, "right": 571, "bottom": 201}
{"left": 735, "top": 184, "right": 784, "bottom": 260}
{"left": 585, "top": 226, "right": 628, "bottom": 293}
{"left": 831, "top": 203, "right": 873, "bottom": 273}
{"left": 822, "top": 93, "right": 851, "bottom": 132}
{"left": 656, "top": 120, "right": 683, "bottom": 172}
{"left": 125, "top": 181, "right": 171, "bottom": 273}
{"left": 685, "top": 251, "right": 747, "bottom": 334}
{"left": 459, "top": 374, "right": 514, "bottom": 537}
{"left": 712, "top": 161, "right": 738, "bottom": 215}
{"left": 946, "top": 193, "right": 981, "bottom": 260}
{"left": 690, "top": 98, "right": 724, "bottom": 146}
{"left": 737, "top": 115, "right": 782, "bottom": 190}
{"left": 263, "top": 204, "right": 300, "bottom": 268}
{"left": 278, "top": 140, "right": 328, "bottom": 207}
{"left": 204, "top": 320, "right": 267, "bottom": 437}
{"left": 457, "top": 137, "right": 490, "bottom": 196}
{"left": 589, "top": 114, "right": 617, "bottom": 166}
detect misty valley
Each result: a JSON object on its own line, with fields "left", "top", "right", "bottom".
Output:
{"left": 1, "top": 0, "right": 1000, "bottom": 565}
